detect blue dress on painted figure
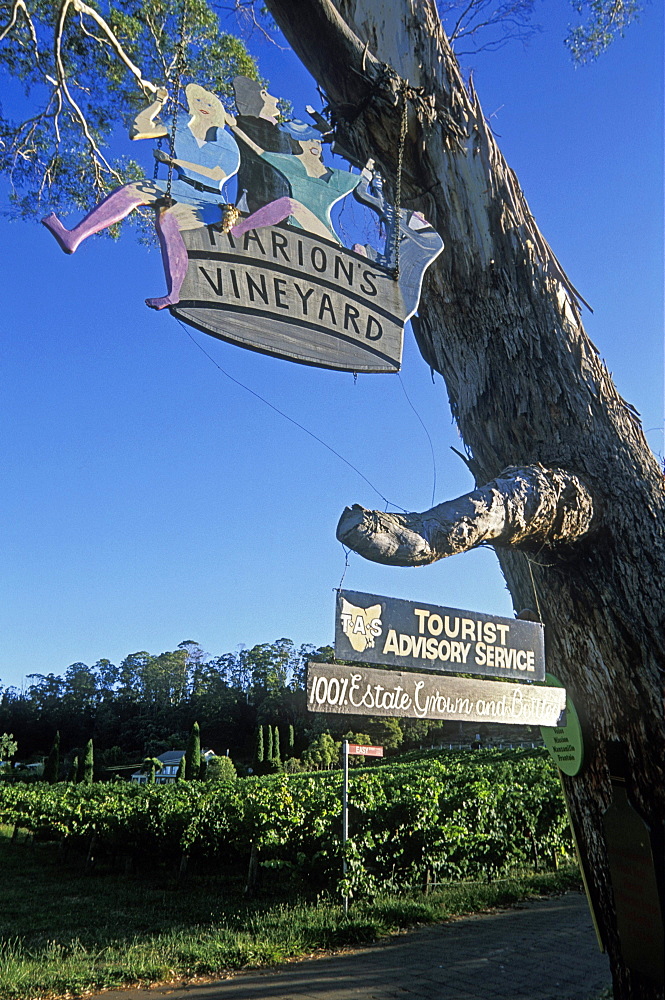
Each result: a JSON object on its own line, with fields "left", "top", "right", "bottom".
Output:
{"left": 154, "top": 112, "right": 240, "bottom": 226}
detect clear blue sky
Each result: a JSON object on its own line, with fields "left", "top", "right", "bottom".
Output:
{"left": 1, "top": 3, "right": 662, "bottom": 690}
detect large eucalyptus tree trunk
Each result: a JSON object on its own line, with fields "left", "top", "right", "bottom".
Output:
{"left": 266, "top": 1, "right": 665, "bottom": 995}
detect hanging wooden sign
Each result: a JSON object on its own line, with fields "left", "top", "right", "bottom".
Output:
{"left": 170, "top": 78, "right": 443, "bottom": 372}
{"left": 41, "top": 75, "right": 443, "bottom": 374}
{"left": 335, "top": 589, "right": 546, "bottom": 681}
{"left": 307, "top": 662, "right": 566, "bottom": 727}
{"left": 171, "top": 223, "right": 407, "bottom": 372}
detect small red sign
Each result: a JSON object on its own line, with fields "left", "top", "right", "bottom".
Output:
{"left": 348, "top": 744, "right": 383, "bottom": 757}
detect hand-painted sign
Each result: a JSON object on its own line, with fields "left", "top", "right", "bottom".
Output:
{"left": 335, "top": 589, "right": 545, "bottom": 682}
{"left": 307, "top": 662, "right": 566, "bottom": 726}
{"left": 348, "top": 743, "right": 383, "bottom": 757}
{"left": 170, "top": 77, "right": 443, "bottom": 372}
{"left": 42, "top": 83, "right": 242, "bottom": 311}
{"left": 539, "top": 673, "right": 584, "bottom": 775}
{"left": 42, "top": 76, "right": 442, "bottom": 373}
{"left": 171, "top": 223, "right": 405, "bottom": 372}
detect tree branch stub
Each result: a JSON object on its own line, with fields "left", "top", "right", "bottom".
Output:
{"left": 336, "top": 465, "right": 595, "bottom": 566}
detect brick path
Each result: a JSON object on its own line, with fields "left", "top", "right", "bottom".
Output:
{"left": 94, "top": 892, "right": 611, "bottom": 1000}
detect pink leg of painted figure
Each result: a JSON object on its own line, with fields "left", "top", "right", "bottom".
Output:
{"left": 145, "top": 208, "right": 189, "bottom": 311}
{"left": 41, "top": 185, "right": 146, "bottom": 254}
{"left": 231, "top": 197, "right": 297, "bottom": 237}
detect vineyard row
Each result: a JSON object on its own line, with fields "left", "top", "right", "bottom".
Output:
{"left": 0, "top": 751, "right": 571, "bottom": 892}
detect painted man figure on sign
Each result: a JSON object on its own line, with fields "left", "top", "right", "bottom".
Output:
{"left": 232, "top": 76, "right": 292, "bottom": 214}
{"left": 229, "top": 119, "right": 373, "bottom": 244}
{"left": 41, "top": 84, "right": 240, "bottom": 310}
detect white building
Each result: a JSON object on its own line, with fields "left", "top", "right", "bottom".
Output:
{"left": 131, "top": 749, "right": 216, "bottom": 783}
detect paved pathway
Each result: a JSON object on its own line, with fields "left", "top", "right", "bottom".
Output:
{"left": 95, "top": 892, "right": 611, "bottom": 1000}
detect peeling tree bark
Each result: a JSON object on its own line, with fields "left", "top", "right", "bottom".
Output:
{"left": 266, "top": 1, "right": 665, "bottom": 996}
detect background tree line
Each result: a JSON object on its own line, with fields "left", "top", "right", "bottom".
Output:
{"left": 0, "top": 639, "right": 494, "bottom": 777}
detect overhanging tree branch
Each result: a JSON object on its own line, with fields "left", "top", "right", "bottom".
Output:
{"left": 67, "top": 0, "right": 160, "bottom": 96}
{"left": 337, "top": 465, "right": 596, "bottom": 566}
{"left": 53, "top": 0, "right": 126, "bottom": 191}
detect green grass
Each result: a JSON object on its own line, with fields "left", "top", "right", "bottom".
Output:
{"left": 0, "top": 826, "right": 582, "bottom": 999}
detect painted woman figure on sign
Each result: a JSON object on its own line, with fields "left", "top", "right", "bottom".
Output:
{"left": 41, "top": 84, "right": 240, "bottom": 310}
{"left": 229, "top": 119, "right": 372, "bottom": 245}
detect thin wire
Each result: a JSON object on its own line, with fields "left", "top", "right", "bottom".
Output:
{"left": 526, "top": 557, "right": 543, "bottom": 622}
{"left": 337, "top": 546, "right": 351, "bottom": 591}
{"left": 525, "top": 552, "right": 557, "bottom": 569}
{"left": 176, "top": 320, "right": 408, "bottom": 511}
{"left": 332, "top": 548, "right": 351, "bottom": 663}
{"left": 398, "top": 373, "right": 437, "bottom": 508}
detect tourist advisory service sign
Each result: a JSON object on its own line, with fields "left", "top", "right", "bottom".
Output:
{"left": 335, "top": 589, "right": 545, "bottom": 682}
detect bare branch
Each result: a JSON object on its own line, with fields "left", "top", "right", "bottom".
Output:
{"left": 0, "top": 0, "right": 28, "bottom": 41}
{"left": 1, "top": 0, "right": 43, "bottom": 71}
{"left": 1, "top": 0, "right": 164, "bottom": 209}
{"left": 439, "top": 0, "right": 540, "bottom": 55}
{"left": 336, "top": 465, "right": 595, "bottom": 567}
{"left": 68, "top": 0, "right": 160, "bottom": 96}
{"left": 227, "top": 0, "right": 286, "bottom": 47}
{"left": 448, "top": 0, "right": 479, "bottom": 42}
{"left": 144, "top": 12, "right": 170, "bottom": 81}
{"left": 47, "top": 0, "right": 143, "bottom": 196}
{"left": 77, "top": 11, "right": 112, "bottom": 50}
{"left": 0, "top": 4, "right": 17, "bottom": 39}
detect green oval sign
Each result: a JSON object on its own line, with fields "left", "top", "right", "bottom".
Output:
{"left": 539, "top": 673, "right": 584, "bottom": 775}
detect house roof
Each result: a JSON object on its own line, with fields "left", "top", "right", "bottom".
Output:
{"left": 156, "top": 750, "right": 186, "bottom": 764}
{"left": 130, "top": 748, "right": 216, "bottom": 779}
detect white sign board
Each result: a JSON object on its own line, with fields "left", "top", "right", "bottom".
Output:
{"left": 307, "top": 662, "right": 566, "bottom": 727}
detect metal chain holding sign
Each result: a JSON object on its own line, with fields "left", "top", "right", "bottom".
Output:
{"left": 153, "top": 136, "right": 163, "bottom": 181}
{"left": 392, "top": 82, "right": 408, "bottom": 280}
{"left": 165, "top": 1, "right": 188, "bottom": 206}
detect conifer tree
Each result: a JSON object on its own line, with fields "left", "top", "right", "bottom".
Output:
{"left": 185, "top": 721, "right": 201, "bottom": 780}
{"left": 82, "top": 739, "right": 94, "bottom": 784}
{"left": 142, "top": 757, "right": 163, "bottom": 784}
{"left": 68, "top": 755, "right": 79, "bottom": 783}
{"left": 267, "top": 724, "right": 274, "bottom": 763}
{"left": 43, "top": 731, "right": 60, "bottom": 784}
{"left": 288, "top": 724, "right": 295, "bottom": 753}
{"left": 256, "top": 725, "right": 265, "bottom": 765}
{"left": 273, "top": 726, "right": 281, "bottom": 766}
{"left": 176, "top": 756, "right": 185, "bottom": 780}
